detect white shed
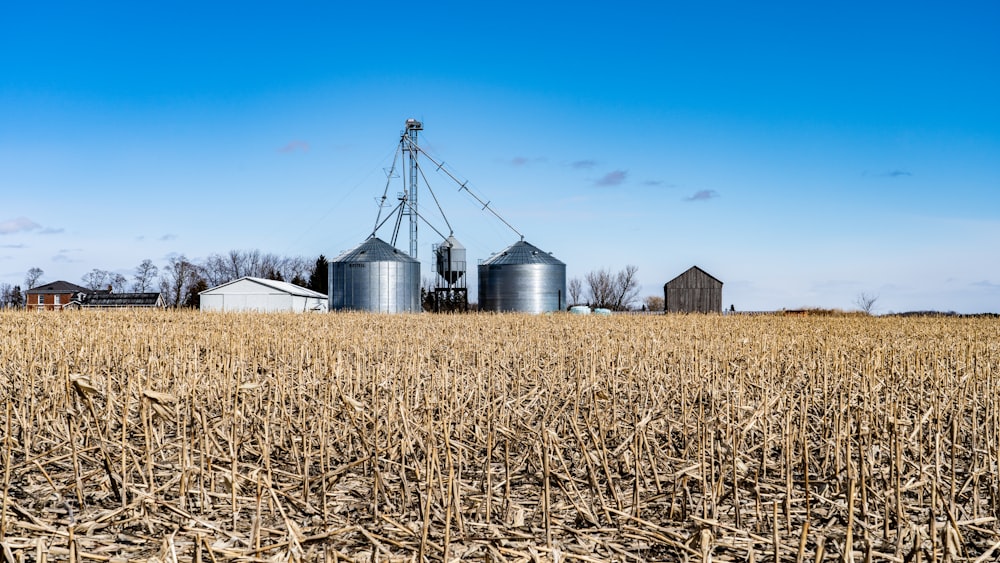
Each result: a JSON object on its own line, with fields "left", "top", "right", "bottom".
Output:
{"left": 199, "top": 277, "right": 328, "bottom": 312}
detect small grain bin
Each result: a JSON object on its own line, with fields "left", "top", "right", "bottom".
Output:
{"left": 435, "top": 235, "right": 466, "bottom": 288}
{"left": 477, "top": 239, "right": 565, "bottom": 313}
{"left": 329, "top": 236, "right": 421, "bottom": 312}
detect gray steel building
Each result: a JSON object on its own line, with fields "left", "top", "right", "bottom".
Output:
{"left": 478, "top": 240, "right": 565, "bottom": 313}
{"left": 328, "top": 237, "right": 421, "bottom": 313}
{"left": 664, "top": 266, "right": 723, "bottom": 313}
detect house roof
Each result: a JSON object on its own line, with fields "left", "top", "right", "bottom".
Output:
{"left": 200, "top": 277, "right": 327, "bottom": 299}
{"left": 664, "top": 266, "right": 724, "bottom": 287}
{"left": 82, "top": 292, "right": 163, "bottom": 307}
{"left": 26, "top": 280, "right": 91, "bottom": 294}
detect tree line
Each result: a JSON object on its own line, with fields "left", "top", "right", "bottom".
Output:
{"left": 2, "top": 257, "right": 664, "bottom": 312}
{"left": 0, "top": 251, "right": 330, "bottom": 308}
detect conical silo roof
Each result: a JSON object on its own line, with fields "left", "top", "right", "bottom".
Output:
{"left": 480, "top": 240, "right": 564, "bottom": 266}
{"left": 442, "top": 235, "right": 464, "bottom": 250}
{"left": 332, "top": 236, "right": 417, "bottom": 264}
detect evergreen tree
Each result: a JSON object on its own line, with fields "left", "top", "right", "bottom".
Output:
{"left": 308, "top": 254, "right": 328, "bottom": 295}
{"left": 184, "top": 278, "right": 209, "bottom": 309}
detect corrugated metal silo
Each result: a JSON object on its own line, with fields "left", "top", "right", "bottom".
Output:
{"left": 435, "top": 235, "right": 466, "bottom": 286}
{"left": 478, "top": 240, "right": 566, "bottom": 313}
{"left": 329, "top": 237, "right": 421, "bottom": 312}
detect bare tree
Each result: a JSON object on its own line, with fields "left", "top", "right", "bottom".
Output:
{"left": 585, "top": 269, "right": 616, "bottom": 309}
{"left": 613, "top": 265, "right": 641, "bottom": 311}
{"left": 81, "top": 268, "right": 111, "bottom": 291}
{"left": 0, "top": 283, "right": 12, "bottom": 308}
{"left": 110, "top": 273, "right": 128, "bottom": 292}
{"left": 585, "top": 265, "right": 641, "bottom": 311}
{"left": 855, "top": 292, "right": 879, "bottom": 315}
{"left": 202, "top": 250, "right": 311, "bottom": 287}
{"left": 644, "top": 295, "right": 664, "bottom": 312}
{"left": 568, "top": 277, "right": 583, "bottom": 306}
{"left": 25, "top": 267, "right": 44, "bottom": 289}
{"left": 133, "top": 259, "right": 159, "bottom": 292}
{"left": 1, "top": 284, "right": 24, "bottom": 308}
{"left": 160, "top": 255, "right": 202, "bottom": 307}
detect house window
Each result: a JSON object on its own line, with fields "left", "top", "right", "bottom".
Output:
{"left": 37, "top": 295, "right": 45, "bottom": 305}
{"left": 54, "top": 294, "right": 61, "bottom": 305}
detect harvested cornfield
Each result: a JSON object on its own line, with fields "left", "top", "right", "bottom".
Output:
{"left": 0, "top": 310, "right": 998, "bottom": 561}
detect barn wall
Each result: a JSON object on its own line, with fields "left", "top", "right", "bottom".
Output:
{"left": 664, "top": 267, "right": 723, "bottom": 313}
{"left": 201, "top": 278, "right": 327, "bottom": 312}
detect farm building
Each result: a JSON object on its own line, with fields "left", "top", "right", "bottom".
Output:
{"left": 328, "top": 236, "right": 420, "bottom": 313}
{"left": 25, "top": 281, "right": 91, "bottom": 311}
{"left": 200, "top": 277, "right": 328, "bottom": 313}
{"left": 664, "top": 266, "right": 723, "bottom": 313}
{"left": 66, "top": 292, "right": 164, "bottom": 309}
{"left": 478, "top": 239, "right": 566, "bottom": 314}
{"left": 76, "top": 292, "right": 163, "bottom": 308}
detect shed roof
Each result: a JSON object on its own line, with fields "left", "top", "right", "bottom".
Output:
{"left": 200, "top": 277, "right": 327, "bottom": 298}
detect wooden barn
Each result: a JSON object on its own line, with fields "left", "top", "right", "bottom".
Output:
{"left": 664, "top": 266, "right": 723, "bottom": 313}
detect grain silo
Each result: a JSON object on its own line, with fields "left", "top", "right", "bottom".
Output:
{"left": 328, "top": 236, "right": 421, "bottom": 312}
{"left": 478, "top": 239, "right": 566, "bottom": 313}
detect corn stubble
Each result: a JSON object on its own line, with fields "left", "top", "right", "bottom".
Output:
{"left": 0, "top": 310, "right": 998, "bottom": 561}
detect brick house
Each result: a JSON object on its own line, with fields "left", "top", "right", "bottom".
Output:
{"left": 25, "top": 281, "right": 91, "bottom": 311}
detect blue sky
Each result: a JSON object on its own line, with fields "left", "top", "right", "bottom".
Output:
{"left": 2, "top": 1, "right": 998, "bottom": 313}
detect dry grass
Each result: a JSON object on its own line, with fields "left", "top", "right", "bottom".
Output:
{"left": 0, "top": 310, "right": 998, "bottom": 561}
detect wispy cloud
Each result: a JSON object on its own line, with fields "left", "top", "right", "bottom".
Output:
{"left": 972, "top": 280, "right": 1000, "bottom": 290}
{"left": 596, "top": 170, "right": 628, "bottom": 187}
{"left": 160, "top": 234, "right": 178, "bottom": 241}
{"left": 509, "top": 156, "right": 546, "bottom": 167}
{"left": 39, "top": 227, "right": 64, "bottom": 234}
{"left": 278, "top": 140, "right": 310, "bottom": 153}
{"left": 684, "top": 190, "right": 719, "bottom": 202}
{"left": 0, "top": 243, "right": 25, "bottom": 249}
{"left": 572, "top": 159, "right": 597, "bottom": 169}
{"left": 0, "top": 216, "right": 40, "bottom": 235}
{"left": 864, "top": 169, "right": 913, "bottom": 178}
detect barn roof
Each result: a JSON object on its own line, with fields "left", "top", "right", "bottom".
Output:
{"left": 200, "top": 277, "right": 327, "bottom": 299}
{"left": 664, "top": 266, "right": 723, "bottom": 287}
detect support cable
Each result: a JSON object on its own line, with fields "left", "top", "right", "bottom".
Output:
{"left": 372, "top": 147, "right": 402, "bottom": 237}
{"left": 417, "top": 147, "right": 524, "bottom": 240}
{"left": 414, "top": 159, "right": 453, "bottom": 236}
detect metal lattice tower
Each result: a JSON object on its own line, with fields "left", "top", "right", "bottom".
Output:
{"left": 403, "top": 118, "right": 422, "bottom": 259}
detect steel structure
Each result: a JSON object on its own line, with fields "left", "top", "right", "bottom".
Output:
{"left": 402, "top": 119, "right": 422, "bottom": 259}
{"left": 328, "top": 237, "right": 421, "bottom": 313}
{"left": 478, "top": 239, "right": 566, "bottom": 314}
{"left": 430, "top": 235, "right": 468, "bottom": 312}
{"left": 366, "top": 119, "right": 562, "bottom": 313}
